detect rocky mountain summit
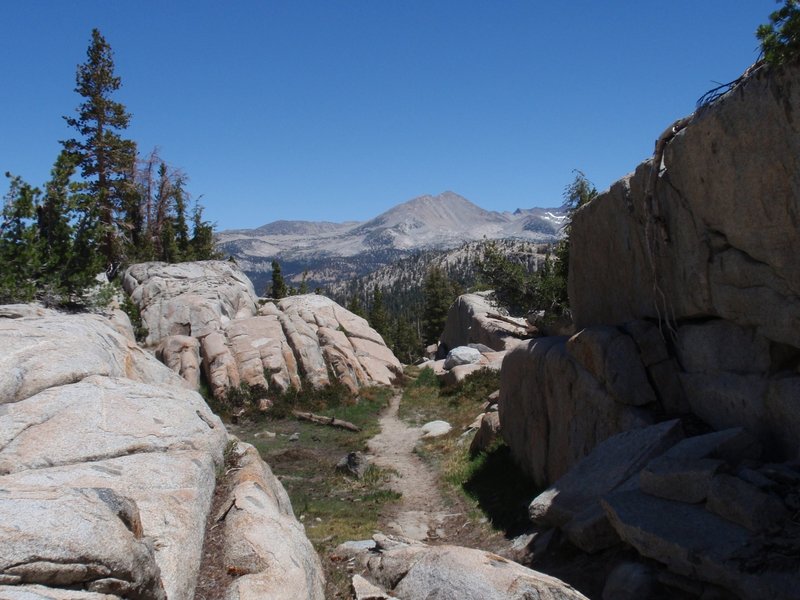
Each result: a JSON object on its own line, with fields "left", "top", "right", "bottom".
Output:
{"left": 495, "top": 60, "right": 800, "bottom": 599}
{"left": 216, "top": 191, "right": 566, "bottom": 292}
{"left": 0, "top": 305, "right": 324, "bottom": 599}
{"left": 122, "top": 261, "right": 403, "bottom": 400}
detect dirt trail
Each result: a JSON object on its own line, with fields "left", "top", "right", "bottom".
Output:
{"left": 367, "top": 391, "right": 460, "bottom": 541}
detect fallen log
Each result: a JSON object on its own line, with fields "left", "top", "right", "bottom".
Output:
{"left": 486, "top": 312, "right": 534, "bottom": 335}
{"left": 291, "top": 410, "right": 361, "bottom": 432}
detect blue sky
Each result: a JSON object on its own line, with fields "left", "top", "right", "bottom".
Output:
{"left": 1, "top": 1, "right": 775, "bottom": 230}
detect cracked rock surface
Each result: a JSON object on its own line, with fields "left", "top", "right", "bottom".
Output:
{"left": 0, "top": 308, "right": 324, "bottom": 599}
{"left": 123, "top": 261, "right": 403, "bottom": 398}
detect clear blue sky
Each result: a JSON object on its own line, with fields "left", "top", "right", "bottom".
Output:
{"left": 1, "top": 1, "right": 775, "bottom": 231}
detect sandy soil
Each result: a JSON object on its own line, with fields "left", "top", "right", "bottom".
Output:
{"left": 367, "top": 392, "right": 464, "bottom": 542}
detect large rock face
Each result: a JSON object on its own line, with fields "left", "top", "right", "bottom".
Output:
{"left": 570, "top": 64, "right": 800, "bottom": 345}
{"left": 0, "top": 308, "right": 189, "bottom": 404}
{"left": 123, "top": 261, "right": 259, "bottom": 346}
{"left": 0, "top": 309, "right": 324, "bottom": 599}
{"left": 498, "top": 61, "right": 800, "bottom": 599}
{"left": 438, "top": 292, "right": 529, "bottom": 355}
{"left": 502, "top": 62, "right": 800, "bottom": 492}
{"left": 123, "top": 261, "right": 402, "bottom": 398}
{"left": 566, "top": 62, "right": 800, "bottom": 459}
{"left": 499, "top": 332, "right": 656, "bottom": 487}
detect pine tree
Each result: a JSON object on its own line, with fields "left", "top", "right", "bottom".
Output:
{"left": 758, "top": 0, "right": 800, "bottom": 64}
{"left": 38, "top": 154, "right": 75, "bottom": 287}
{"left": 346, "top": 294, "right": 365, "bottom": 318}
{"left": 368, "top": 287, "right": 392, "bottom": 345}
{"left": 172, "top": 178, "right": 191, "bottom": 259}
{"left": 421, "top": 267, "right": 456, "bottom": 345}
{"left": 62, "top": 29, "right": 137, "bottom": 272}
{"left": 188, "top": 202, "right": 217, "bottom": 260}
{"left": 391, "top": 317, "right": 422, "bottom": 364}
{"left": 549, "top": 170, "right": 597, "bottom": 313}
{"left": 270, "top": 260, "right": 287, "bottom": 299}
{"left": 0, "top": 174, "right": 41, "bottom": 302}
{"left": 299, "top": 271, "right": 309, "bottom": 294}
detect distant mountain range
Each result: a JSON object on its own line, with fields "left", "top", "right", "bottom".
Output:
{"left": 215, "top": 191, "right": 566, "bottom": 294}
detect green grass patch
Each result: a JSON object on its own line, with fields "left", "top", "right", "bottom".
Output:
{"left": 231, "top": 384, "right": 397, "bottom": 598}
{"left": 399, "top": 366, "right": 499, "bottom": 430}
{"left": 455, "top": 442, "right": 540, "bottom": 536}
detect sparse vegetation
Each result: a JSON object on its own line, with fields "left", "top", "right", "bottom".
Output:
{"left": 398, "top": 366, "right": 539, "bottom": 537}
{"left": 230, "top": 384, "right": 397, "bottom": 598}
{"left": 480, "top": 170, "right": 596, "bottom": 319}
{"left": 334, "top": 239, "right": 545, "bottom": 361}
{"left": 120, "top": 292, "right": 148, "bottom": 341}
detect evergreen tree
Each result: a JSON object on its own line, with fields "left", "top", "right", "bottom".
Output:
{"left": 368, "top": 287, "right": 392, "bottom": 344}
{"left": 421, "top": 267, "right": 455, "bottom": 345}
{"left": 346, "top": 294, "right": 365, "bottom": 318}
{"left": 550, "top": 170, "right": 597, "bottom": 312}
{"left": 188, "top": 202, "right": 217, "bottom": 260}
{"left": 37, "top": 151, "right": 80, "bottom": 296}
{"left": 299, "top": 271, "right": 309, "bottom": 294}
{"left": 391, "top": 317, "right": 422, "bottom": 364}
{"left": 0, "top": 174, "right": 41, "bottom": 302}
{"left": 480, "top": 241, "right": 533, "bottom": 315}
{"left": 62, "top": 28, "right": 137, "bottom": 271}
{"left": 758, "top": 0, "right": 800, "bottom": 64}
{"left": 270, "top": 260, "right": 287, "bottom": 299}
{"left": 172, "top": 178, "right": 191, "bottom": 259}
{"left": 160, "top": 219, "right": 179, "bottom": 262}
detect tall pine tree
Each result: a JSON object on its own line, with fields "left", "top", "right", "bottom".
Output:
{"left": 368, "top": 287, "right": 392, "bottom": 345}
{"left": 270, "top": 260, "right": 287, "bottom": 299}
{"left": 62, "top": 28, "right": 137, "bottom": 273}
{"left": 422, "top": 267, "right": 456, "bottom": 345}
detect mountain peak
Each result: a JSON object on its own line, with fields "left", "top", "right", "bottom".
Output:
{"left": 216, "top": 191, "right": 565, "bottom": 292}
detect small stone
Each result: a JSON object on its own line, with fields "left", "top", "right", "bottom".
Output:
{"left": 469, "top": 412, "right": 501, "bottom": 458}
{"left": 421, "top": 421, "right": 452, "bottom": 438}
{"left": 289, "top": 433, "right": 300, "bottom": 442}
{"left": 336, "top": 451, "right": 370, "bottom": 479}
{"left": 352, "top": 573, "right": 391, "bottom": 600}
{"left": 443, "top": 346, "right": 482, "bottom": 370}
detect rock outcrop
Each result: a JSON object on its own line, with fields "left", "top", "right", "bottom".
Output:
{"left": 0, "top": 307, "right": 189, "bottom": 404}
{"left": 566, "top": 61, "right": 800, "bottom": 459}
{"left": 527, "top": 422, "right": 800, "bottom": 599}
{"left": 438, "top": 292, "right": 529, "bottom": 356}
{"left": 499, "top": 332, "right": 656, "bottom": 487}
{"left": 499, "top": 61, "right": 800, "bottom": 599}
{"left": 123, "top": 261, "right": 402, "bottom": 399}
{"left": 340, "top": 535, "right": 589, "bottom": 600}
{"left": 218, "top": 442, "right": 325, "bottom": 600}
{"left": 0, "top": 308, "right": 324, "bottom": 599}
